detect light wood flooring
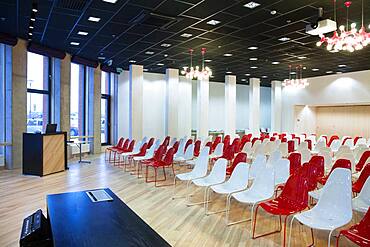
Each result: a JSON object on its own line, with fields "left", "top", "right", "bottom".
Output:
{"left": 0, "top": 154, "right": 360, "bottom": 247}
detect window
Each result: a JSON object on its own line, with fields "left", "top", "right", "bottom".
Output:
{"left": 0, "top": 44, "right": 5, "bottom": 163}
{"left": 70, "top": 63, "right": 86, "bottom": 136}
{"left": 101, "top": 72, "right": 111, "bottom": 145}
{"left": 26, "top": 52, "right": 51, "bottom": 133}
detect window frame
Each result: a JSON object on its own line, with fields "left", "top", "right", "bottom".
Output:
{"left": 101, "top": 72, "right": 111, "bottom": 146}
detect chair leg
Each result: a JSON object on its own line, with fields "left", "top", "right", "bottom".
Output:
{"left": 336, "top": 232, "right": 342, "bottom": 247}
{"left": 186, "top": 186, "right": 211, "bottom": 206}
{"left": 328, "top": 229, "right": 335, "bottom": 247}
{"left": 225, "top": 197, "right": 253, "bottom": 226}
{"left": 252, "top": 205, "right": 284, "bottom": 240}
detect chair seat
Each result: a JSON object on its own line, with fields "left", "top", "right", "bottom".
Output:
{"left": 352, "top": 198, "right": 370, "bottom": 213}
{"left": 192, "top": 177, "right": 223, "bottom": 187}
{"left": 340, "top": 229, "right": 370, "bottom": 247}
{"left": 308, "top": 188, "right": 323, "bottom": 201}
{"left": 210, "top": 183, "right": 246, "bottom": 195}
{"left": 133, "top": 156, "right": 151, "bottom": 161}
{"left": 295, "top": 210, "right": 350, "bottom": 231}
{"left": 176, "top": 172, "right": 200, "bottom": 181}
{"left": 232, "top": 191, "right": 271, "bottom": 204}
{"left": 260, "top": 199, "right": 305, "bottom": 216}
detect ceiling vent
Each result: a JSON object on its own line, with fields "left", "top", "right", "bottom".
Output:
{"left": 129, "top": 11, "right": 181, "bottom": 30}
{"left": 56, "top": 0, "right": 88, "bottom": 11}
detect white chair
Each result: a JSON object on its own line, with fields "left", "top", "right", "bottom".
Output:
{"left": 209, "top": 142, "right": 224, "bottom": 159}
{"left": 174, "top": 138, "right": 186, "bottom": 158}
{"left": 253, "top": 144, "right": 265, "bottom": 158}
{"left": 279, "top": 143, "right": 288, "bottom": 157}
{"left": 271, "top": 158, "right": 290, "bottom": 186}
{"left": 187, "top": 158, "right": 227, "bottom": 206}
{"left": 297, "top": 142, "right": 308, "bottom": 152}
{"left": 319, "top": 151, "right": 333, "bottom": 173}
{"left": 141, "top": 136, "right": 148, "bottom": 144}
{"left": 355, "top": 138, "right": 367, "bottom": 147}
{"left": 133, "top": 144, "right": 156, "bottom": 162}
{"left": 249, "top": 154, "right": 267, "bottom": 180}
{"left": 263, "top": 142, "right": 276, "bottom": 156}
{"left": 267, "top": 150, "right": 282, "bottom": 165}
{"left": 343, "top": 138, "right": 354, "bottom": 149}
{"left": 206, "top": 162, "right": 250, "bottom": 215}
{"left": 330, "top": 139, "right": 341, "bottom": 152}
{"left": 313, "top": 140, "right": 326, "bottom": 153}
{"left": 300, "top": 149, "right": 311, "bottom": 164}
{"left": 242, "top": 142, "right": 252, "bottom": 157}
{"left": 289, "top": 168, "right": 352, "bottom": 247}
{"left": 319, "top": 146, "right": 331, "bottom": 154}
{"left": 335, "top": 145, "right": 352, "bottom": 157}
{"left": 368, "top": 138, "right": 370, "bottom": 147}
{"left": 318, "top": 135, "right": 327, "bottom": 144}
{"left": 352, "top": 177, "right": 370, "bottom": 213}
{"left": 354, "top": 147, "right": 368, "bottom": 163}
{"left": 169, "top": 137, "right": 177, "bottom": 147}
{"left": 121, "top": 141, "right": 143, "bottom": 160}
{"left": 186, "top": 146, "right": 210, "bottom": 166}
{"left": 174, "top": 143, "right": 194, "bottom": 164}
{"left": 340, "top": 136, "right": 351, "bottom": 145}
{"left": 306, "top": 135, "right": 317, "bottom": 147}
{"left": 227, "top": 166, "right": 275, "bottom": 227}
{"left": 173, "top": 153, "right": 209, "bottom": 199}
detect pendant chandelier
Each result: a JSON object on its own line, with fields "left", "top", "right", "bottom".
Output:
{"left": 317, "top": 0, "right": 370, "bottom": 53}
{"left": 282, "top": 65, "right": 309, "bottom": 89}
{"left": 181, "top": 48, "right": 212, "bottom": 80}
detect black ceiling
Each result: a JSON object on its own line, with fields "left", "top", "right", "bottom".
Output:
{"left": 1, "top": 0, "right": 370, "bottom": 86}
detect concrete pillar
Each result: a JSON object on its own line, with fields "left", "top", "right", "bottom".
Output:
{"left": 93, "top": 67, "right": 101, "bottom": 153}
{"left": 59, "top": 55, "right": 71, "bottom": 137}
{"left": 196, "top": 77, "right": 209, "bottom": 139}
{"left": 271, "top": 80, "right": 282, "bottom": 132}
{"left": 249, "top": 78, "right": 260, "bottom": 135}
{"left": 225, "top": 75, "right": 236, "bottom": 137}
{"left": 7, "top": 40, "right": 27, "bottom": 169}
{"left": 129, "top": 64, "right": 144, "bottom": 140}
{"left": 165, "top": 68, "right": 179, "bottom": 138}
{"left": 178, "top": 78, "right": 192, "bottom": 138}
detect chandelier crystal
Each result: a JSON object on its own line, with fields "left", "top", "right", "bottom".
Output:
{"left": 317, "top": 1, "right": 370, "bottom": 53}
{"left": 282, "top": 65, "right": 309, "bottom": 89}
{"left": 181, "top": 48, "right": 212, "bottom": 80}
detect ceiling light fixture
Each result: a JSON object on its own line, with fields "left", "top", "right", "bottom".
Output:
{"left": 262, "top": 75, "right": 268, "bottom": 78}
{"left": 29, "top": 26, "right": 34, "bottom": 29}
{"left": 98, "top": 56, "right": 106, "bottom": 60}
{"left": 30, "top": 17, "right": 36, "bottom": 21}
{"left": 226, "top": 71, "right": 232, "bottom": 74}
{"left": 129, "top": 60, "right": 136, "bottom": 63}
{"left": 161, "top": 43, "right": 171, "bottom": 47}
{"left": 249, "top": 57, "right": 258, "bottom": 61}
{"left": 181, "top": 48, "right": 212, "bottom": 80}
{"left": 145, "top": 51, "right": 154, "bottom": 55}
{"left": 88, "top": 16, "right": 100, "bottom": 22}
{"left": 245, "top": 73, "right": 251, "bottom": 76}
{"left": 241, "top": 79, "right": 247, "bottom": 81}
{"left": 157, "top": 63, "right": 164, "bottom": 66}
{"left": 164, "top": 54, "right": 168, "bottom": 57}
{"left": 326, "top": 70, "right": 334, "bottom": 73}
{"left": 270, "top": 10, "right": 277, "bottom": 15}
{"left": 283, "top": 65, "right": 309, "bottom": 89}
{"left": 224, "top": 53, "right": 233, "bottom": 57}
{"left": 278, "top": 37, "right": 290, "bottom": 41}
{"left": 312, "top": 68, "right": 319, "bottom": 71}
{"left": 28, "top": 32, "right": 33, "bottom": 36}
{"left": 78, "top": 31, "right": 88, "bottom": 36}
{"left": 143, "top": 68, "right": 149, "bottom": 72}
{"left": 272, "top": 61, "right": 280, "bottom": 65}
{"left": 243, "top": 1, "right": 261, "bottom": 9}
{"left": 297, "top": 56, "right": 307, "bottom": 59}
{"left": 70, "top": 42, "right": 80, "bottom": 46}
{"left": 207, "top": 20, "right": 221, "bottom": 26}
{"left": 102, "top": 0, "right": 118, "bottom": 3}
{"left": 250, "top": 66, "right": 258, "bottom": 69}
{"left": 204, "top": 59, "right": 212, "bottom": 62}
{"left": 32, "top": 8, "right": 38, "bottom": 13}
{"left": 181, "top": 33, "right": 192, "bottom": 38}
{"left": 248, "top": 46, "right": 258, "bottom": 50}
{"left": 338, "top": 64, "right": 346, "bottom": 67}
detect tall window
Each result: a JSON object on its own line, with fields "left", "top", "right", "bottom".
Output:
{"left": 101, "top": 72, "right": 111, "bottom": 145}
{"left": 26, "top": 52, "right": 50, "bottom": 133}
{"left": 70, "top": 63, "right": 86, "bottom": 136}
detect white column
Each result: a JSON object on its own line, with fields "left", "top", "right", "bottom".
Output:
{"left": 197, "top": 78, "right": 209, "bottom": 139}
{"left": 165, "top": 68, "right": 179, "bottom": 138}
{"left": 249, "top": 78, "right": 260, "bottom": 135}
{"left": 129, "top": 64, "right": 144, "bottom": 140}
{"left": 271, "top": 80, "right": 282, "bottom": 132}
{"left": 225, "top": 75, "right": 236, "bottom": 137}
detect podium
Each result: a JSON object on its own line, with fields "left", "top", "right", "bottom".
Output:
{"left": 23, "top": 132, "right": 67, "bottom": 176}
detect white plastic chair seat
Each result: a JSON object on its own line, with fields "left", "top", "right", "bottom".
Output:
{"left": 177, "top": 171, "right": 202, "bottom": 181}
{"left": 309, "top": 188, "right": 322, "bottom": 200}
{"left": 210, "top": 163, "right": 249, "bottom": 194}
{"left": 294, "top": 210, "right": 350, "bottom": 231}
{"left": 193, "top": 176, "right": 224, "bottom": 187}
{"left": 233, "top": 191, "right": 270, "bottom": 204}
{"left": 192, "top": 159, "right": 227, "bottom": 187}
{"left": 352, "top": 198, "right": 369, "bottom": 213}
{"left": 133, "top": 155, "right": 151, "bottom": 161}
{"left": 176, "top": 148, "right": 210, "bottom": 181}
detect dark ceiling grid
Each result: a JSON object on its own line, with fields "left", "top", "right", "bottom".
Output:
{"left": 1, "top": 0, "right": 370, "bottom": 86}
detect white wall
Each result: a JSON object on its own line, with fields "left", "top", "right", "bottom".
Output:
{"left": 260, "top": 86, "right": 271, "bottom": 130}
{"left": 282, "top": 70, "right": 370, "bottom": 132}
{"left": 236, "top": 84, "right": 249, "bottom": 130}
{"left": 118, "top": 71, "right": 130, "bottom": 139}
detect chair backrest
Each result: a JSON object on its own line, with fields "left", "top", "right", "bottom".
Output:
{"left": 319, "top": 150, "right": 332, "bottom": 171}
{"left": 336, "top": 145, "right": 352, "bottom": 155}
{"left": 249, "top": 166, "right": 275, "bottom": 198}
{"left": 327, "top": 159, "right": 352, "bottom": 177}
{"left": 356, "top": 177, "right": 370, "bottom": 207}
{"left": 341, "top": 136, "right": 352, "bottom": 145}
{"left": 162, "top": 147, "right": 175, "bottom": 165}
{"left": 184, "top": 139, "right": 193, "bottom": 152}
{"left": 224, "top": 135, "right": 231, "bottom": 144}
{"left": 222, "top": 144, "right": 235, "bottom": 161}
{"left": 122, "top": 139, "right": 130, "bottom": 150}
{"left": 193, "top": 140, "right": 202, "bottom": 157}
{"left": 227, "top": 152, "right": 247, "bottom": 175}
{"left": 356, "top": 150, "right": 370, "bottom": 172}
{"left": 232, "top": 138, "right": 241, "bottom": 153}
{"left": 279, "top": 173, "right": 309, "bottom": 210}
{"left": 154, "top": 139, "right": 162, "bottom": 148}
{"left": 169, "top": 138, "right": 177, "bottom": 147}
{"left": 288, "top": 152, "right": 301, "bottom": 175}
{"left": 205, "top": 141, "right": 212, "bottom": 151}
{"left": 354, "top": 147, "right": 367, "bottom": 163}
{"left": 162, "top": 136, "right": 170, "bottom": 147}
{"left": 212, "top": 136, "right": 222, "bottom": 151}
{"left": 144, "top": 144, "right": 157, "bottom": 158}
{"left": 273, "top": 158, "right": 290, "bottom": 185}
{"left": 154, "top": 145, "right": 166, "bottom": 160}
{"left": 175, "top": 138, "right": 186, "bottom": 156}
{"left": 268, "top": 150, "right": 282, "bottom": 165}
{"left": 300, "top": 149, "right": 312, "bottom": 164}
{"left": 213, "top": 142, "right": 224, "bottom": 156}
{"left": 183, "top": 143, "right": 194, "bottom": 160}
{"left": 132, "top": 141, "right": 143, "bottom": 153}
{"left": 127, "top": 140, "right": 136, "bottom": 152}
{"left": 225, "top": 162, "right": 250, "bottom": 190}
{"left": 279, "top": 142, "right": 288, "bottom": 157}
{"left": 330, "top": 139, "right": 341, "bottom": 152}
{"left": 352, "top": 208, "right": 370, "bottom": 240}
{"left": 172, "top": 141, "right": 180, "bottom": 153}
{"left": 355, "top": 137, "right": 367, "bottom": 146}
{"left": 328, "top": 135, "right": 340, "bottom": 147}
{"left": 249, "top": 154, "right": 267, "bottom": 179}
{"left": 287, "top": 140, "right": 295, "bottom": 153}
{"left": 309, "top": 155, "right": 325, "bottom": 179}
{"left": 115, "top": 137, "right": 124, "bottom": 148}
{"left": 353, "top": 163, "right": 370, "bottom": 193}
{"left": 314, "top": 168, "right": 352, "bottom": 223}
{"left": 314, "top": 140, "right": 325, "bottom": 152}
{"left": 147, "top": 138, "right": 155, "bottom": 149}
{"left": 207, "top": 158, "right": 227, "bottom": 182}
{"left": 198, "top": 146, "right": 210, "bottom": 159}
{"left": 297, "top": 142, "right": 308, "bottom": 151}
{"left": 242, "top": 142, "right": 252, "bottom": 155}
{"left": 137, "top": 143, "right": 148, "bottom": 156}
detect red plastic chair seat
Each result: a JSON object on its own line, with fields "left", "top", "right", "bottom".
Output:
{"left": 338, "top": 208, "right": 370, "bottom": 247}
{"left": 340, "top": 229, "right": 370, "bottom": 247}
{"left": 260, "top": 199, "right": 306, "bottom": 216}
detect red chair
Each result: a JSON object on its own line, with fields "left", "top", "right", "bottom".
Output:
{"left": 341, "top": 136, "right": 352, "bottom": 145}
{"left": 184, "top": 139, "right": 193, "bottom": 152}
{"left": 211, "top": 136, "right": 221, "bottom": 152}
{"left": 293, "top": 136, "right": 301, "bottom": 145}
{"left": 287, "top": 140, "right": 295, "bottom": 153}
{"left": 140, "top": 145, "right": 166, "bottom": 171}
{"left": 356, "top": 150, "right": 370, "bottom": 172}
{"left": 317, "top": 159, "right": 351, "bottom": 185}
{"left": 147, "top": 137, "right": 154, "bottom": 149}
{"left": 213, "top": 144, "right": 235, "bottom": 164}
{"left": 353, "top": 136, "right": 362, "bottom": 146}
{"left": 251, "top": 137, "right": 259, "bottom": 146}
{"left": 105, "top": 137, "right": 124, "bottom": 161}
{"left": 270, "top": 137, "right": 276, "bottom": 141}
{"left": 145, "top": 147, "right": 175, "bottom": 187}
{"left": 162, "top": 136, "right": 170, "bottom": 147}
{"left": 305, "top": 139, "right": 312, "bottom": 150}
{"left": 288, "top": 152, "right": 301, "bottom": 175}
{"left": 309, "top": 155, "right": 325, "bottom": 182}
{"left": 112, "top": 139, "right": 130, "bottom": 163}
{"left": 193, "top": 140, "right": 201, "bottom": 157}
{"left": 281, "top": 137, "right": 287, "bottom": 143}
{"left": 226, "top": 152, "right": 247, "bottom": 175}
{"left": 336, "top": 207, "right": 370, "bottom": 247}
{"left": 224, "top": 135, "right": 231, "bottom": 144}
{"left": 328, "top": 135, "right": 339, "bottom": 147}
{"left": 172, "top": 141, "right": 180, "bottom": 154}
{"left": 231, "top": 138, "right": 241, "bottom": 153}
{"left": 115, "top": 139, "right": 135, "bottom": 165}
{"left": 252, "top": 173, "right": 309, "bottom": 247}
{"left": 126, "top": 143, "right": 148, "bottom": 171}
{"left": 353, "top": 163, "right": 370, "bottom": 194}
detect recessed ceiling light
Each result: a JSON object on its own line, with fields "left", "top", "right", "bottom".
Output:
{"left": 249, "top": 57, "right": 258, "bottom": 61}
{"left": 143, "top": 68, "right": 149, "bottom": 72}
{"left": 180, "top": 33, "right": 192, "bottom": 38}
{"left": 32, "top": 8, "right": 38, "bottom": 13}
{"left": 70, "top": 42, "right": 80, "bottom": 46}
{"left": 28, "top": 32, "right": 33, "bottom": 36}
{"left": 129, "top": 60, "right": 136, "bottom": 63}
{"left": 88, "top": 16, "right": 100, "bottom": 22}
{"left": 278, "top": 37, "right": 290, "bottom": 41}
{"left": 326, "top": 71, "right": 333, "bottom": 74}
{"left": 30, "top": 18, "right": 36, "bottom": 21}
{"left": 262, "top": 75, "right": 268, "bottom": 78}
{"left": 207, "top": 20, "right": 221, "bottom": 26}
{"left": 297, "top": 56, "right": 307, "bottom": 59}
{"left": 241, "top": 79, "right": 247, "bottom": 81}
{"left": 102, "top": 0, "right": 118, "bottom": 3}
{"left": 78, "top": 31, "right": 88, "bottom": 36}
{"left": 312, "top": 68, "right": 319, "bottom": 71}
{"left": 248, "top": 46, "right": 258, "bottom": 50}
{"left": 272, "top": 61, "right": 280, "bottom": 65}
{"left": 303, "top": 66, "right": 307, "bottom": 70}
{"left": 161, "top": 43, "right": 171, "bottom": 47}
{"left": 204, "top": 59, "right": 212, "bottom": 62}
{"left": 29, "top": 26, "right": 34, "bottom": 29}
{"left": 243, "top": 1, "right": 261, "bottom": 9}
{"left": 164, "top": 54, "right": 168, "bottom": 57}
{"left": 145, "top": 51, "right": 154, "bottom": 55}
{"left": 157, "top": 63, "right": 164, "bottom": 66}
{"left": 290, "top": 72, "right": 296, "bottom": 75}
{"left": 226, "top": 71, "right": 232, "bottom": 74}
{"left": 338, "top": 64, "right": 346, "bottom": 67}
{"left": 224, "top": 53, "right": 233, "bottom": 57}
{"left": 245, "top": 73, "right": 251, "bottom": 76}
{"left": 98, "top": 56, "right": 106, "bottom": 60}
{"left": 270, "top": 10, "right": 277, "bottom": 15}
{"left": 250, "top": 66, "right": 258, "bottom": 69}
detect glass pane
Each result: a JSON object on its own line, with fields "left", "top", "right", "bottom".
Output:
{"left": 101, "top": 98, "right": 108, "bottom": 143}
{"left": 27, "top": 93, "right": 49, "bottom": 133}
{"left": 27, "top": 52, "right": 48, "bottom": 90}
{"left": 101, "top": 71, "right": 110, "bottom": 95}
{"left": 70, "top": 63, "right": 84, "bottom": 136}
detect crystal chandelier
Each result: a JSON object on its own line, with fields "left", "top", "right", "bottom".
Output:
{"left": 317, "top": 0, "right": 370, "bottom": 53}
{"left": 181, "top": 48, "right": 212, "bottom": 80}
{"left": 282, "top": 65, "right": 309, "bottom": 89}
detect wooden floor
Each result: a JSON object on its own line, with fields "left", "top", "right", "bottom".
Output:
{"left": 0, "top": 154, "right": 360, "bottom": 247}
